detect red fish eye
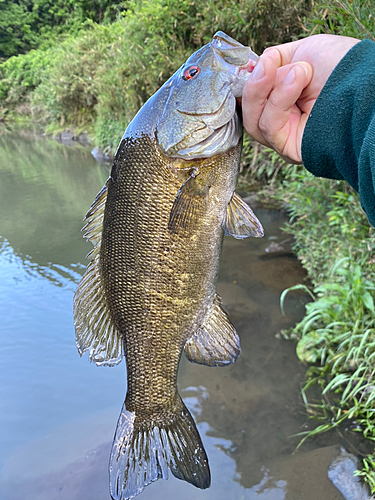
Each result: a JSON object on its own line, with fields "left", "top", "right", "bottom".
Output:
{"left": 182, "top": 65, "right": 200, "bottom": 81}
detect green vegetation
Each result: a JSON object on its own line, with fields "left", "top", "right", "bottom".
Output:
{"left": 0, "top": 0, "right": 311, "bottom": 150}
{"left": 275, "top": 169, "right": 375, "bottom": 491}
{"left": 1, "top": 0, "right": 375, "bottom": 490}
{"left": 0, "top": 0, "right": 127, "bottom": 59}
{"left": 261, "top": 1, "right": 375, "bottom": 490}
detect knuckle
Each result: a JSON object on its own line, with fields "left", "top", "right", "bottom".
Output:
{"left": 267, "top": 91, "right": 280, "bottom": 110}
{"left": 258, "top": 117, "right": 269, "bottom": 135}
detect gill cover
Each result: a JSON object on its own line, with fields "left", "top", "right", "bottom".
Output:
{"left": 156, "top": 32, "right": 259, "bottom": 159}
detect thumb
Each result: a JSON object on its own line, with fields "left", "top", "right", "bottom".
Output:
{"left": 258, "top": 62, "right": 313, "bottom": 163}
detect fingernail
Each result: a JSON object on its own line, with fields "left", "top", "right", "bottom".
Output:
{"left": 252, "top": 60, "right": 265, "bottom": 81}
{"left": 284, "top": 68, "right": 295, "bottom": 85}
{"left": 262, "top": 48, "right": 280, "bottom": 61}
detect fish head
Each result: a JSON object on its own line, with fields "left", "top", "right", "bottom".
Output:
{"left": 155, "top": 31, "right": 259, "bottom": 159}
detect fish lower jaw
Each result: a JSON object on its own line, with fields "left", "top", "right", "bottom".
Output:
{"left": 169, "top": 114, "right": 241, "bottom": 160}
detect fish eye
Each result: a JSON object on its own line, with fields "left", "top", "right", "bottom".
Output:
{"left": 182, "top": 65, "right": 200, "bottom": 81}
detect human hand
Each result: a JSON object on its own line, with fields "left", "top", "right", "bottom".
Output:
{"left": 242, "top": 34, "right": 360, "bottom": 164}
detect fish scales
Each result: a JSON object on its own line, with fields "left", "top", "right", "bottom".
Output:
{"left": 73, "top": 32, "right": 263, "bottom": 500}
{"left": 101, "top": 135, "right": 242, "bottom": 411}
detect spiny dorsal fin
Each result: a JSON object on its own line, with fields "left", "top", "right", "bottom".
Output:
{"left": 73, "top": 179, "right": 123, "bottom": 366}
{"left": 168, "top": 172, "right": 209, "bottom": 234}
{"left": 223, "top": 192, "right": 263, "bottom": 239}
{"left": 184, "top": 295, "right": 240, "bottom": 366}
{"left": 81, "top": 181, "right": 108, "bottom": 252}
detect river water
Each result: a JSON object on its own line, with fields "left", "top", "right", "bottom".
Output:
{"left": 0, "top": 131, "right": 346, "bottom": 500}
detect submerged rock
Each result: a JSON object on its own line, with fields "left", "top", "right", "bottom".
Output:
{"left": 264, "top": 241, "right": 285, "bottom": 253}
{"left": 328, "top": 447, "right": 370, "bottom": 500}
{"left": 52, "top": 129, "right": 92, "bottom": 147}
{"left": 91, "top": 146, "right": 112, "bottom": 162}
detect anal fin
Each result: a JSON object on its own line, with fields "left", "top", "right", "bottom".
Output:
{"left": 184, "top": 295, "right": 240, "bottom": 366}
{"left": 223, "top": 192, "right": 264, "bottom": 239}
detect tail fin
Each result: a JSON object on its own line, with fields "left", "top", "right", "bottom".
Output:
{"left": 109, "top": 399, "right": 210, "bottom": 500}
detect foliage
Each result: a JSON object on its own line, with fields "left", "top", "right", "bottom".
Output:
{"left": 31, "top": 23, "right": 116, "bottom": 127}
{"left": 281, "top": 260, "right": 375, "bottom": 367}
{"left": 276, "top": 166, "right": 375, "bottom": 490}
{"left": 0, "top": 0, "right": 128, "bottom": 60}
{"left": 300, "top": 0, "right": 375, "bottom": 40}
{"left": 0, "top": 0, "right": 315, "bottom": 151}
{"left": 277, "top": 170, "right": 375, "bottom": 283}
{"left": 355, "top": 457, "right": 375, "bottom": 492}
{"left": 0, "top": 48, "right": 54, "bottom": 112}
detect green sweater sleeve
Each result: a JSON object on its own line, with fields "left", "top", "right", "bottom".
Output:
{"left": 301, "top": 39, "right": 375, "bottom": 226}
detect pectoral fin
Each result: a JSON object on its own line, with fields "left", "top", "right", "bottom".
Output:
{"left": 223, "top": 192, "right": 263, "bottom": 239}
{"left": 168, "top": 172, "right": 209, "bottom": 234}
{"left": 184, "top": 295, "right": 240, "bottom": 366}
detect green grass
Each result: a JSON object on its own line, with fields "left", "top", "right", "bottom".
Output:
{"left": 273, "top": 166, "right": 375, "bottom": 490}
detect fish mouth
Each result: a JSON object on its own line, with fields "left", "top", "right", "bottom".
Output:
{"left": 211, "top": 31, "right": 259, "bottom": 85}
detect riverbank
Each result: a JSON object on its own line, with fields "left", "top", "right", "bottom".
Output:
{"left": 240, "top": 139, "right": 375, "bottom": 490}
{"left": 271, "top": 165, "right": 375, "bottom": 491}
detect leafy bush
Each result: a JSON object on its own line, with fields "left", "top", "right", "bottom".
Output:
{"left": 0, "top": 0, "right": 316, "bottom": 150}
{"left": 0, "top": 0, "right": 128, "bottom": 59}
{"left": 0, "top": 48, "right": 53, "bottom": 112}
{"left": 276, "top": 170, "right": 375, "bottom": 282}
{"left": 31, "top": 23, "right": 116, "bottom": 126}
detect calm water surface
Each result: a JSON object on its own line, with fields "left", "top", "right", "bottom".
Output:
{"left": 0, "top": 131, "right": 345, "bottom": 500}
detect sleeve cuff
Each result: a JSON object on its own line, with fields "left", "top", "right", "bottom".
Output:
{"left": 301, "top": 39, "right": 375, "bottom": 190}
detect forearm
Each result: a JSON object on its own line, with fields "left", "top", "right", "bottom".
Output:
{"left": 301, "top": 39, "right": 375, "bottom": 226}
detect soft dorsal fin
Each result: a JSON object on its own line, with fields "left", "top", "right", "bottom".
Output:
{"left": 168, "top": 171, "right": 209, "bottom": 234}
{"left": 223, "top": 192, "right": 263, "bottom": 239}
{"left": 184, "top": 295, "right": 240, "bottom": 366}
{"left": 73, "top": 179, "right": 123, "bottom": 366}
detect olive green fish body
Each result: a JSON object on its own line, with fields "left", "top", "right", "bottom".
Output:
{"left": 74, "top": 32, "right": 263, "bottom": 500}
{"left": 102, "top": 135, "right": 241, "bottom": 412}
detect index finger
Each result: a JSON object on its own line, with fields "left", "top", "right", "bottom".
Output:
{"left": 242, "top": 54, "right": 280, "bottom": 145}
{"left": 263, "top": 39, "right": 304, "bottom": 66}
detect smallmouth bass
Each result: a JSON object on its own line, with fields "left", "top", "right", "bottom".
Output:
{"left": 73, "top": 32, "right": 263, "bottom": 500}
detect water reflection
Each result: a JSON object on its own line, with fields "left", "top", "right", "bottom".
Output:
{"left": 0, "top": 133, "right": 345, "bottom": 500}
{"left": 0, "top": 132, "right": 109, "bottom": 273}
{"left": 0, "top": 237, "right": 83, "bottom": 287}
{"left": 0, "top": 134, "right": 124, "bottom": 494}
